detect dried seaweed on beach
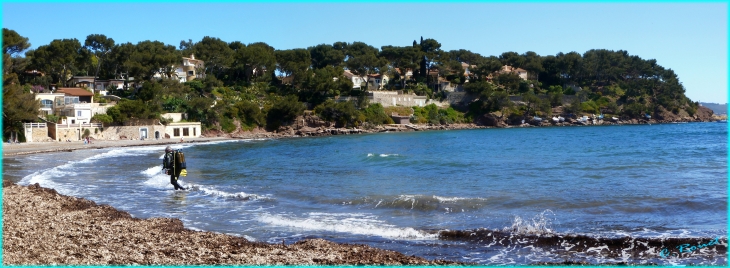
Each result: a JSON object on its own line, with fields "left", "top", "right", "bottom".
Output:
{"left": 2, "top": 181, "right": 460, "bottom": 265}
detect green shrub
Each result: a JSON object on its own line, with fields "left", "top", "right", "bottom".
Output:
{"left": 363, "top": 103, "right": 394, "bottom": 125}
{"left": 266, "top": 95, "right": 305, "bottom": 131}
{"left": 622, "top": 103, "right": 648, "bottom": 117}
{"left": 549, "top": 91, "right": 563, "bottom": 107}
{"left": 91, "top": 113, "right": 113, "bottom": 124}
{"left": 412, "top": 104, "right": 465, "bottom": 124}
{"left": 234, "top": 100, "right": 265, "bottom": 130}
{"left": 220, "top": 117, "right": 236, "bottom": 133}
{"left": 314, "top": 100, "right": 361, "bottom": 128}
{"left": 581, "top": 101, "right": 600, "bottom": 114}
{"left": 46, "top": 114, "right": 60, "bottom": 123}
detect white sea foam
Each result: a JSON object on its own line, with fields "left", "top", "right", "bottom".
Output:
{"left": 432, "top": 195, "right": 487, "bottom": 203}
{"left": 142, "top": 172, "right": 176, "bottom": 189}
{"left": 257, "top": 212, "right": 437, "bottom": 240}
{"left": 503, "top": 209, "right": 556, "bottom": 235}
{"left": 199, "top": 138, "right": 264, "bottom": 146}
{"left": 19, "top": 169, "right": 74, "bottom": 194}
{"left": 21, "top": 147, "right": 161, "bottom": 191}
{"left": 195, "top": 185, "right": 269, "bottom": 201}
{"left": 77, "top": 147, "right": 155, "bottom": 164}
{"left": 366, "top": 153, "right": 400, "bottom": 157}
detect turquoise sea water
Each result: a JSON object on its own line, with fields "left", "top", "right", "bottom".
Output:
{"left": 3, "top": 123, "right": 727, "bottom": 265}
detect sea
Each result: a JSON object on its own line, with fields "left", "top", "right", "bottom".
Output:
{"left": 3, "top": 122, "right": 727, "bottom": 265}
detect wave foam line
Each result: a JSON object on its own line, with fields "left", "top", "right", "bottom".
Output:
{"left": 194, "top": 185, "right": 270, "bottom": 201}
{"left": 366, "top": 153, "right": 400, "bottom": 157}
{"left": 258, "top": 213, "right": 437, "bottom": 240}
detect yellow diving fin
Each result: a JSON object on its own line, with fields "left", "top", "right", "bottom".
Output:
{"left": 180, "top": 169, "right": 187, "bottom": 177}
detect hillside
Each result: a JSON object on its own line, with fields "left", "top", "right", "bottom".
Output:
{"left": 699, "top": 102, "right": 727, "bottom": 115}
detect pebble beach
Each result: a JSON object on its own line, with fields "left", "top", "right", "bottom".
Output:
{"left": 2, "top": 138, "right": 459, "bottom": 265}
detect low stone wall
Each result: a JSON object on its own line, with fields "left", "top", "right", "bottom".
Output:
{"left": 98, "top": 126, "right": 167, "bottom": 140}
{"left": 22, "top": 124, "right": 51, "bottom": 143}
{"left": 57, "top": 128, "right": 79, "bottom": 141}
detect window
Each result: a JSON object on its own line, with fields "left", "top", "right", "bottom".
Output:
{"left": 183, "top": 128, "right": 189, "bottom": 136}
{"left": 64, "top": 97, "right": 79, "bottom": 105}
{"left": 173, "top": 128, "right": 180, "bottom": 137}
{"left": 77, "top": 111, "right": 82, "bottom": 117}
{"left": 188, "top": 71, "right": 194, "bottom": 76}
{"left": 193, "top": 128, "right": 196, "bottom": 136}
{"left": 41, "top": 100, "right": 53, "bottom": 108}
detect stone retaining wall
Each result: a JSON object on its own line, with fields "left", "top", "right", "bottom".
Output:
{"left": 98, "top": 126, "right": 167, "bottom": 140}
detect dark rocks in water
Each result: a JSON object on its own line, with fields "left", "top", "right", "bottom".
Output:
{"left": 439, "top": 228, "right": 727, "bottom": 262}
{"left": 475, "top": 114, "right": 506, "bottom": 127}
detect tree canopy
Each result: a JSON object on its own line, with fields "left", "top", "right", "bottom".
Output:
{"left": 4, "top": 28, "right": 702, "bottom": 138}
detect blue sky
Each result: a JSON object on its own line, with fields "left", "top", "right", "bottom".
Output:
{"left": 2, "top": 2, "right": 727, "bottom": 104}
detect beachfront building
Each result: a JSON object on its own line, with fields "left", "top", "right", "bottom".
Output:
{"left": 161, "top": 113, "right": 202, "bottom": 140}
{"left": 53, "top": 88, "right": 95, "bottom": 125}
{"left": 35, "top": 93, "right": 65, "bottom": 118}
{"left": 32, "top": 88, "right": 115, "bottom": 142}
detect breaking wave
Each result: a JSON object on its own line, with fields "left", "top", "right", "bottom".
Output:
{"left": 331, "top": 194, "right": 488, "bottom": 212}
{"left": 257, "top": 212, "right": 437, "bottom": 240}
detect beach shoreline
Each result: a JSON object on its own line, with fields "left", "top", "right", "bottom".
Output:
{"left": 1, "top": 129, "right": 467, "bottom": 265}
{"left": 2, "top": 123, "right": 487, "bottom": 157}
{"left": 2, "top": 180, "right": 461, "bottom": 265}
{"left": 1, "top": 120, "right": 701, "bottom": 157}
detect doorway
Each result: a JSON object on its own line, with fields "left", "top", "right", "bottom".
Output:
{"left": 139, "top": 127, "right": 148, "bottom": 140}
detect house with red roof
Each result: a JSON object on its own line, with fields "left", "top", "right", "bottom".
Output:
{"left": 53, "top": 88, "right": 95, "bottom": 125}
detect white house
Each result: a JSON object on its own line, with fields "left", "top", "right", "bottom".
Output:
{"left": 368, "top": 91, "right": 427, "bottom": 107}
{"left": 367, "top": 74, "right": 389, "bottom": 90}
{"left": 343, "top": 70, "right": 364, "bottom": 89}
{"left": 499, "top": 65, "right": 528, "bottom": 80}
{"left": 35, "top": 93, "right": 65, "bottom": 117}
{"left": 53, "top": 88, "right": 95, "bottom": 125}
{"left": 154, "top": 54, "right": 206, "bottom": 82}
{"left": 68, "top": 75, "right": 138, "bottom": 96}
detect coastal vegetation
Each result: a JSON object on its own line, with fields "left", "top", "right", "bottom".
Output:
{"left": 2, "top": 28, "right": 706, "bottom": 140}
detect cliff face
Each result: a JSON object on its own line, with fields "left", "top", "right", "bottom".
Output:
{"left": 695, "top": 106, "right": 714, "bottom": 121}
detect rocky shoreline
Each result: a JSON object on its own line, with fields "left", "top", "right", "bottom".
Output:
{"left": 4, "top": 114, "right": 717, "bottom": 157}
{"left": 2, "top": 181, "right": 461, "bottom": 265}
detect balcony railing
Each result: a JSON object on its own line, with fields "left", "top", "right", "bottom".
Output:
{"left": 54, "top": 123, "right": 103, "bottom": 128}
{"left": 24, "top": 123, "right": 47, "bottom": 128}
